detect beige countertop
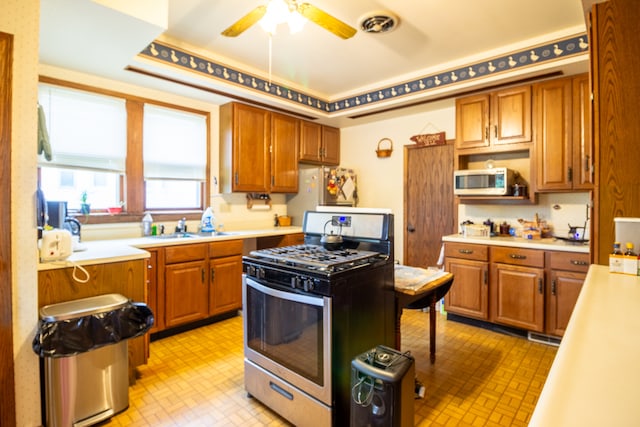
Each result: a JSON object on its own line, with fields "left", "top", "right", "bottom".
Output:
{"left": 442, "top": 234, "right": 590, "bottom": 253}
{"left": 37, "top": 226, "right": 303, "bottom": 271}
{"left": 529, "top": 265, "right": 640, "bottom": 426}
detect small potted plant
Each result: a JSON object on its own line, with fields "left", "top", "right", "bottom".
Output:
{"left": 80, "top": 191, "right": 91, "bottom": 214}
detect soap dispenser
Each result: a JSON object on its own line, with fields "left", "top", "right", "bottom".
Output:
{"left": 201, "top": 207, "right": 215, "bottom": 233}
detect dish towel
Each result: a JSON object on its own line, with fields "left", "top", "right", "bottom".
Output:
{"left": 37, "top": 104, "right": 52, "bottom": 161}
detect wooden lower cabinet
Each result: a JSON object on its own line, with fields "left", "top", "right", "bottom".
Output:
{"left": 150, "top": 239, "right": 244, "bottom": 333}
{"left": 165, "top": 259, "right": 209, "bottom": 328}
{"left": 445, "top": 258, "right": 489, "bottom": 320}
{"left": 444, "top": 242, "right": 489, "bottom": 320}
{"left": 490, "top": 263, "right": 545, "bottom": 332}
{"left": 209, "top": 255, "right": 243, "bottom": 315}
{"left": 545, "top": 251, "right": 590, "bottom": 336}
{"left": 444, "top": 242, "right": 588, "bottom": 337}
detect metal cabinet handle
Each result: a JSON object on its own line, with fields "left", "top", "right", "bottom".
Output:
{"left": 538, "top": 278, "right": 543, "bottom": 294}
{"left": 571, "top": 260, "right": 589, "bottom": 266}
{"left": 568, "top": 167, "right": 573, "bottom": 182}
{"left": 551, "top": 279, "right": 557, "bottom": 295}
{"left": 485, "top": 126, "right": 489, "bottom": 141}
{"left": 493, "top": 125, "right": 497, "bottom": 138}
{"left": 211, "top": 268, "right": 215, "bottom": 283}
{"left": 510, "top": 254, "right": 527, "bottom": 260}
{"left": 201, "top": 268, "right": 205, "bottom": 283}
{"left": 584, "top": 155, "right": 590, "bottom": 172}
{"left": 459, "top": 249, "right": 474, "bottom": 254}
{"left": 483, "top": 270, "right": 488, "bottom": 285}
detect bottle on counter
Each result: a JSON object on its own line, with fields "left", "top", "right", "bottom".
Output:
{"left": 609, "top": 241, "right": 624, "bottom": 273}
{"left": 623, "top": 242, "right": 638, "bottom": 275}
{"left": 142, "top": 213, "right": 153, "bottom": 236}
{"left": 201, "top": 206, "right": 215, "bottom": 233}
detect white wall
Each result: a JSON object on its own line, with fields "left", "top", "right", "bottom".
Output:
{"left": 340, "top": 101, "right": 456, "bottom": 263}
{"left": 1, "top": 0, "right": 42, "bottom": 425}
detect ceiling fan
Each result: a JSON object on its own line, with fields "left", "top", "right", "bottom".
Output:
{"left": 221, "top": 0, "right": 357, "bottom": 39}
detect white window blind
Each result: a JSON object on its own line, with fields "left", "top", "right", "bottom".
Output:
{"left": 38, "top": 84, "right": 127, "bottom": 172}
{"left": 143, "top": 105, "right": 207, "bottom": 180}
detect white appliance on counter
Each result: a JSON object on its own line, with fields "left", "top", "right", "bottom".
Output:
{"left": 615, "top": 217, "right": 640, "bottom": 250}
{"left": 286, "top": 165, "right": 358, "bottom": 226}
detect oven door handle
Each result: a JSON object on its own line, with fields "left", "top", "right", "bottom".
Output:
{"left": 245, "top": 276, "right": 324, "bottom": 307}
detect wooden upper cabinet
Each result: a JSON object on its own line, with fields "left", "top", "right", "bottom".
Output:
{"left": 456, "top": 85, "right": 531, "bottom": 150}
{"left": 220, "top": 102, "right": 270, "bottom": 193}
{"left": 535, "top": 73, "right": 592, "bottom": 191}
{"left": 271, "top": 112, "right": 299, "bottom": 193}
{"left": 299, "top": 121, "right": 340, "bottom": 165}
{"left": 572, "top": 73, "right": 594, "bottom": 190}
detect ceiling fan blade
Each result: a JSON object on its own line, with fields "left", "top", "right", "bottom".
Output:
{"left": 297, "top": 3, "right": 357, "bottom": 39}
{"left": 221, "top": 5, "right": 267, "bottom": 37}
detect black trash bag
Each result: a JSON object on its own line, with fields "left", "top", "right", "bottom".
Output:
{"left": 33, "top": 302, "right": 154, "bottom": 358}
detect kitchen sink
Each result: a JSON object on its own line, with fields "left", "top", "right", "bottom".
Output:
{"left": 149, "top": 232, "right": 197, "bottom": 239}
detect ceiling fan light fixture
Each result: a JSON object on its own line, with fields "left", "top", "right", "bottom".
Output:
{"left": 259, "top": 0, "right": 307, "bottom": 35}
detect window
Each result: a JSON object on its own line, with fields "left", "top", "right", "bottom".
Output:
{"left": 38, "top": 84, "right": 126, "bottom": 211}
{"left": 36, "top": 79, "right": 210, "bottom": 219}
{"left": 143, "top": 105, "right": 207, "bottom": 210}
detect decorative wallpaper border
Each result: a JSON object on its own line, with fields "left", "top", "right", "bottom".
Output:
{"left": 139, "top": 33, "right": 588, "bottom": 114}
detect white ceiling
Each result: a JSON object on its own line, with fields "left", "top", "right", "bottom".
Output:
{"left": 39, "top": 0, "right": 589, "bottom": 127}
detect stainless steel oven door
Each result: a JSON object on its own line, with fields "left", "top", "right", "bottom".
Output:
{"left": 243, "top": 275, "right": 332, "bottom": 405}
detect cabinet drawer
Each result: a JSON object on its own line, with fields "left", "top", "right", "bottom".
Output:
{"left": 209, "top": 240, "right": 243, "bottom": 258}
{"left": 548, "top": 251, "right": 590, "bottom": 272}
{"left": 444, "top": 242, "right": 488, "bottom": 261}
{"left": 490, "top": 246, "right": 544, "bottom": 268}
{"left": 165, "top": 243, "right": 208, "bottom": 264}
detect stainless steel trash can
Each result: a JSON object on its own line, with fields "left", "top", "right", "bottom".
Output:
{"left": 39, "top": 294, "right": 130, "bottom": 427}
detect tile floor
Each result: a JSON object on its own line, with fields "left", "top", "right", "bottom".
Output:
{"left": 103, "top": 309, "right": 557, "bottom": 426}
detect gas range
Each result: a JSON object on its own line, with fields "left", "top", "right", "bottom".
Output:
{"left": 248, "top": 244, "right": 384, "bottom": 272}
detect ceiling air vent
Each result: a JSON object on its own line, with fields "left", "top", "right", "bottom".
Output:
{"left": 359, "top": 12, "right": 399, "bottom": 34}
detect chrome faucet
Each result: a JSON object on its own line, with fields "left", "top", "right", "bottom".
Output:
{"left": 176, "top": 217, "right": 187, "bottom": 233}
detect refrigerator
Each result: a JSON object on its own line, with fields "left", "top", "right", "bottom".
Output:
{"left": 286, "top": 165, "right": 358, "bottom": 226}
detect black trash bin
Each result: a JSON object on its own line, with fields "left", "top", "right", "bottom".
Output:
{"left": 33, "top": 293, "right": 153, "bottom": 427}
{"left": 350, "top": 345, "right": 415, "bottom": 427}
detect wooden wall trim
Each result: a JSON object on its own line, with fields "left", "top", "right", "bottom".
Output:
{"left": 0, "top": 30, "right": 16, "bottom": 427}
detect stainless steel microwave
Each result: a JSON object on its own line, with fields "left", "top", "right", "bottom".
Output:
{"left": 454, "top": 167, "right": 515, "bottom": 196}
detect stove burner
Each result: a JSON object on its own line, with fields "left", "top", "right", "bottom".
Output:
{"left": 249, "top": 244, "right": 383, "bottom": 272}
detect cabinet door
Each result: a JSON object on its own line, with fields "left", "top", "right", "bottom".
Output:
{"left": 490, "top": 263, "right": 544, "bottom": 332}
{"left": 321, "top": 126, "right": 340, "bottom": 165}
{"left": 535, "top": 77, "right": 572, "bottom": 190}
{"left": 491, "top": 85, "right": 532, "bottom": 146}
{"left": 209, "top": 255, "right": 243, "bottom": 316}
{"left": 444, "top": 258, "right": 489, "bottom": 320}
{"left": 146, "top": 249, "right": 161, "bottom": 333}
{"left": 270, "top": 113, "right": 299, "bottom": 193}
{"left": 455, "top": 94, "right": 490, "bottom": 149}
{"left": 299, "top": 120, "right": 322, "bottom": 163}
{"left": 572, "top": 73, "right": 594, "bottom": 189}
{"left": 164, "top": 260, "right": 209, "bottom": 328}
{"left": 231, "top": 103, "right": 270, "bottom": 192}
{"left": 547, "top": 270, "right": 585, "bottom": 336}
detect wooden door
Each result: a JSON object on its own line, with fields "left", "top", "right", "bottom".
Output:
{"left": 231, "top": 103, "right": 270, "bottom": 192}
{"left": 547, "top": 270, "right": 585, "bottom": 336}
{"left": 299, "top": 120, "right": 322, "bottom": 163}
{"left": 404, "top": 142, "right": 454, "bottom": 267}
{"left": 490, "top": 263, "right": 545, "bottom": 332}
{"left": 535, "top": 78, "right": 572, "bottom": 190}
{"left": 164, "top": 260, "right": 209, "bottom": 328}
{"left": 444, "top": 258, "right": 489, "bottom": 320}
{"left": 321, "top": 126, "right": 340, "bottom": 165}
{"left": 0, "top": 31, "right": 15, "bottom": 427}
{"left": 270, "top": 112, "right": 299, "bottom": 193}
{"left": 491, "top": 85, "right": 532, "bottom": 146}
{"left": 455, "top": 94, "right": 489, "bottom": 149}
{"left": 209, "top": 255, "right": 243, "bottom": 316}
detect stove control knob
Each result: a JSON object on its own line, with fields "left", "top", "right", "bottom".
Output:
{"left": 303, "top": 278, "right": 315, "bottom": 292}
{"left": 291, "top": 276, "right": 300, "bottom": 289}
{"left": 247, "top": 266, "right": 257, "bottom": 277}
{"left": 257, "top": 268, "right": 266, "bottom": 280}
